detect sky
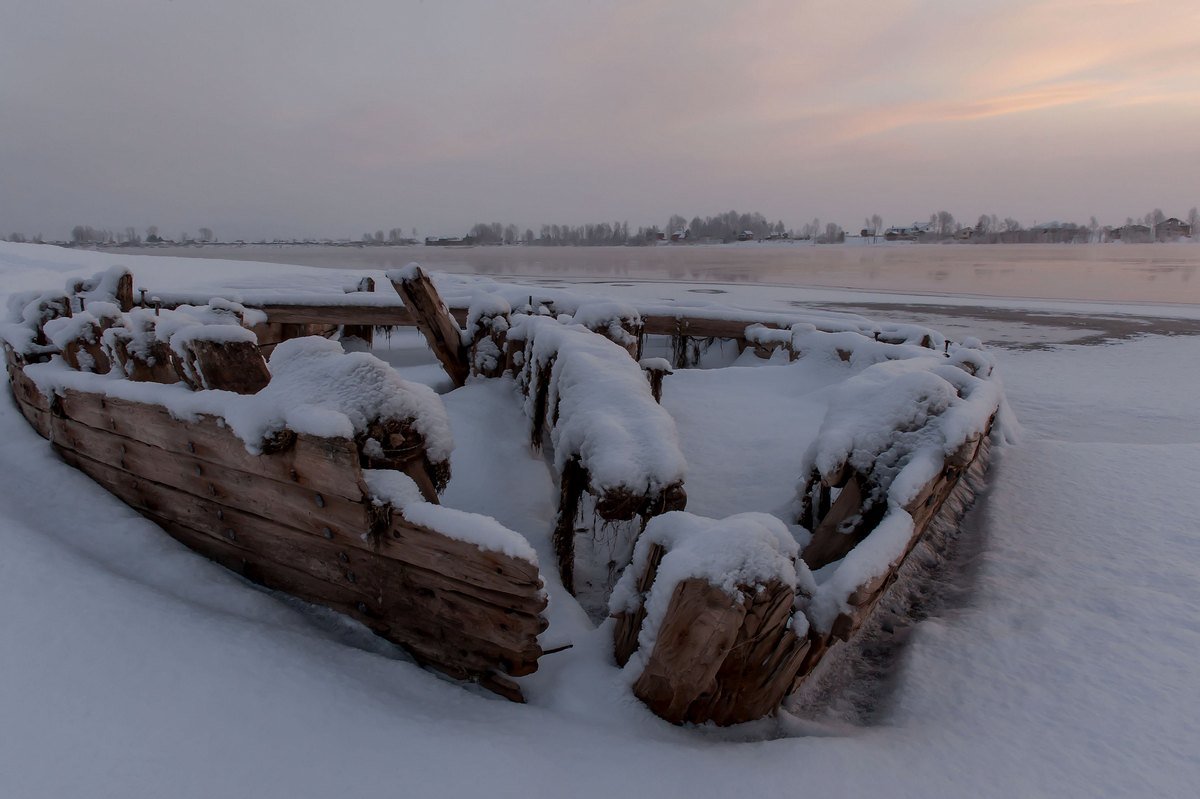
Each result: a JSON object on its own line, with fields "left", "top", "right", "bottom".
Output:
{"left": 2, "top": 0, "right": 1198, "bottom": 240}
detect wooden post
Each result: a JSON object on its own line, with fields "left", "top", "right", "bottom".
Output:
{"left": 175, "top": 338, "right": 271, "bottom": 394}
{"left": 342, "top": 276, "right": 376, "bottom": 347}
{"left": 639, "top": 359, "right": 672, "bottom": 403}
{"left": 624, "top": 575, "right": 811, "bottom": 726}
{"left": 467, "top": 307, "right": 510, "bottom": 379}
{"left": 115, "top": 271, "right": 134, "bottom": 312}
{"left": 61, "top": 320, "right": 113, "bottom": 374}
{"left": 390, "top": 266, "right": 469, "bottom": 387}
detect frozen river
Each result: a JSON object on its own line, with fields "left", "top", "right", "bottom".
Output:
{"left": 111, "top": 242, "right": 1200, "bottom": 306}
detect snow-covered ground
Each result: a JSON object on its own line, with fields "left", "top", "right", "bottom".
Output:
{"left": 2, "top": 242, "right": 1198, "bottom": 797}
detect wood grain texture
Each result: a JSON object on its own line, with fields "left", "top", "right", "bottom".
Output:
{"left": 390, "top": 267, "right": 470, "bottom": 386}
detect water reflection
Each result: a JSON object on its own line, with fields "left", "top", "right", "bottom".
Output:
{"left": 110, "top": 243, "right": 1200, "bottom": 304}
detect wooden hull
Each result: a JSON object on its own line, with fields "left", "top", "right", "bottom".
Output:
{"left": 5, "top": 344, "right": 547, "bottom": 698}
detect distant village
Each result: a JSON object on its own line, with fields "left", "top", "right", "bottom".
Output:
{"left": 4, "top": 209, "right": 1195, "bottom": 249}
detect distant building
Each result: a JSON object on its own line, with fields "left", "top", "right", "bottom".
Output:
{"left": 1157, "top": 218, "right": 1191, "bottom": 240}
{"left": 425, "top": 236, "right": 474, "bottom": 246}
{"left": 1112, "top": 224, "right": 1151, "bottom": 242}
{"left": 884, "top": 222, "right": 931, "bottom": 241}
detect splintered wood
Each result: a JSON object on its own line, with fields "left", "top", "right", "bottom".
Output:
{"left": 390, "top": 265, "right": 470, "bottom": 386}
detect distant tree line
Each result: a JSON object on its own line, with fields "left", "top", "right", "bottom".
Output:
{"left": 666, "top": 211, "right": 790, "bottom": 242}
{"left": 4, "top": 206, "right": 1198, "bottom": 248}
{"left": 361, "top": 227, "right": 418, "bottom": 245}
{"left": 459, "top": 211, "right": 794, "bottom": 246}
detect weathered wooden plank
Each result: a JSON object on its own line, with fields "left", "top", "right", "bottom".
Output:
{"left": 642, "top": 315, "right": 777, "bottom": 340}
{"left": 175, "top": 338, "right": 271, "bottom": 394}
{"left": 49, "top": 414, "right": 375, "bottom": 539}
{"left": 390, "top": 266, "right": 470, "bottom": 386}
{"left": 57, "top": 447, "right": 544, "bottom": 677}
{"left": 59, "top": 443, "right": 544, "bottom": 634}
{"left": 143, "top": 511, "right": 529, "bottom": 680}
{"left": 53, "top": 395, "right": 540, "bottom": 600}
{"left": 6, "top": 353, "right": 52, "bottom": 413}
{"left": 384, "top": 518, "right": 543, "bottom": 592}
{"left": 256, "top": 304, "right": 417, "bottom": 327}
{"left": 827, "top": 432, "right": 991, "bottom": 643}
{"left": 630, "top": 577, "right": 747, "bottom": 723}
{"left": 11, "top": 393, "right": 52, "bottom": 439}
{"left": 800, "top": 473, "right": 884, "bottom": 570}
{"left": 55, "top": 389, "right": 367, "bottom": 501}
{"left": 682, "top": 580, "right": 810, "bottom": 725}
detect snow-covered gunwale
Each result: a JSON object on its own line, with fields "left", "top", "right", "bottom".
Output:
{"left": 3, "top": 263, "right": 1004, "bottom": 725}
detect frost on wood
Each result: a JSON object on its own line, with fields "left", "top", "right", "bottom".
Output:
{"left": 508, "top": 314, "right": 687, "bottom": 606}
{"left": 510, "top": 315, "right": 685, "bottom": 497}
{"left": 465, "top": 293, "right": 511, "bottom": 378}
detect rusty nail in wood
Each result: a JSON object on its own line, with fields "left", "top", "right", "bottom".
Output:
{"left": 322, "top": 527, "right": 334, "bottom": 539}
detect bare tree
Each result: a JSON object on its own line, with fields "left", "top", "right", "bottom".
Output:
{"left": 935, "top": 210, "right": 956, "bottom": 238}
{"left": 198, "top": 227, "right": 214, "bottom": 242}
{"left": 1188, "top": 207, "right": 1198, "bottom": 237}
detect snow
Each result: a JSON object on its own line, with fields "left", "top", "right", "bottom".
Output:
{"left": 255, "top": 337, "right": 454, "bottom": 462}
{"left": 611, "top": 511, "right": 806, "bottom": 669}
{"left": 362, "top": 468, "right": 539, "bottom": 563}
{"left": 23, "top": 331, "right": 454, "bottom": 464}
{"left": 42, "top": 311, "right": 102, "bottom": 349}
{"left": 2, "top": 241, "right": 1199, "bottom": 797}
{"left": 509, "top": 314, "right": 686, "bottom": 495}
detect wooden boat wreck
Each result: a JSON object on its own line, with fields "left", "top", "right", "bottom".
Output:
{"left": 3, "top": 263, "right": 1003, "bottom": 724}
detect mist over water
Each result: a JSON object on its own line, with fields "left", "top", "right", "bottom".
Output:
{"left": 113, "top": 243, "right": 1200, "bottom": 305}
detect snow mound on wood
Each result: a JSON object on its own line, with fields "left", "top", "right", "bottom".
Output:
{"left": 250, "top": 337, "right": 454, "bottom": 461}
{"left": 24, "top": 336, "right": 454, "bottom": 462}
{"left": 801, "top": 344, "right": 1002, "bottom": 632}
{"left": 362, "top": 469, "right": 537, "bottom": 563}
{"left": 611, "top": 511, "right": 808, "bottom": 668}
{"left": 509, "top": 314, "right": 685, "bottom": 494}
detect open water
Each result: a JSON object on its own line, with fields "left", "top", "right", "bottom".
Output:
{"left": 111, "top": 242, "right": 1200, "bottom": 305}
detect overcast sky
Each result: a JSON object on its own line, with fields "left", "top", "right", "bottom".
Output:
{"left": 3, "top": 0, "right": 1198, "bottom": 240}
